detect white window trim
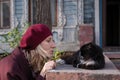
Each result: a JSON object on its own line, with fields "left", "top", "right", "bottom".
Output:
{"left": 95, "top": 0, "right": 100, "bottom": 45}
{"left": 78, "top": 0, "right": 84, "bottom": 24}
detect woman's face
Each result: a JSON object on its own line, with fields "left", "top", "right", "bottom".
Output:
{"left": 40, "top": 35, "right": 56, "bottom": 58}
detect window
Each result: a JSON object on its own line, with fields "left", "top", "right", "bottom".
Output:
{"left": 0, "top": 0, "right": 10, "bottom": 29}
{"left": 30, "top": 0, "right": 57, "bottom": 26}
{"left": 84, "top": 0, "right": 94, "bottom": 24}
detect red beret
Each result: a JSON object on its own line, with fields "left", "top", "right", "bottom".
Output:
{"left": 20, "top": 24, "right": 52, "bottom": 50}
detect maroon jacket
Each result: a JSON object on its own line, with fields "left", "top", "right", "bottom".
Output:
{"left": 0, "top": 47, "right": 44, "bottom": 80}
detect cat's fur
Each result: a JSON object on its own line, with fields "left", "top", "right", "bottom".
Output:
{"left": 62, "top": 42, "right": 105, "bottom": 70}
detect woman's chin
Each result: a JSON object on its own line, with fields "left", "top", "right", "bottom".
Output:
{"left": 47, "top": 51, "right": 54, "bottom": 58}
{"left": 47, "top": 54, "right": 53, "bottom": 58}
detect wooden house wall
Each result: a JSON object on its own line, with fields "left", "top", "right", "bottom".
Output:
{"left": 0, "top": 0, "right": 98, "bottom": 52}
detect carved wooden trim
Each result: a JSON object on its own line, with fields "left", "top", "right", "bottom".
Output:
{"left": 57, "top": 0, "right": 66, "bottom": 27}
{"left": 52, "top": 0, "right": 67, "bottom": 42}
{"left": 78, "top": 0, "right": 84, "bottom": 24}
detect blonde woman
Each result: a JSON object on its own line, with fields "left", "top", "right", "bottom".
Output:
{"left": 0, "top": 24, "right": 56, "bottom": 80}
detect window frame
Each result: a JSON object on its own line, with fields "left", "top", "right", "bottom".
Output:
{"left": 0, "top": 0, "right": 11, "bottom": 29}
{"left": 29, "top": 0, "right": 57, "bottom": 27}
{"left": 0, "top": 0, "right": 15, "bottom": 35}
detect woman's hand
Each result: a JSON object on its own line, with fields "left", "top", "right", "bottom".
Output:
{"left": 40, "top": 60, "right": 56, "bottom": 77}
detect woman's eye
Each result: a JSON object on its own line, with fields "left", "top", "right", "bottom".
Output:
{"left": 53, "top": 40, "right": 55, "bottom": 42}
{"left": 46, "top": 37, "right": 54, "bottom": 43}
{"left": 47, "top": 39, "right": 51, "bottom": 42}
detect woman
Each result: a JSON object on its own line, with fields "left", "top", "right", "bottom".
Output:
{"left": 0, "top": 24, "right": 56, "bottom": 80}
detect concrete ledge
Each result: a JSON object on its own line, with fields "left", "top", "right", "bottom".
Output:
{"left": 46, "top": 56, "right": 120, "bottom": 80}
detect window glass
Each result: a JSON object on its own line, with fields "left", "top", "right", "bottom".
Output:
{"left": 84, "top": 0, "right": 94, "bottom": 24}
{"left": 0, "top": 0, "right": 10, "bottom": 29}
{"left": 31, "top": 0, "right": 57, "bottom": 26}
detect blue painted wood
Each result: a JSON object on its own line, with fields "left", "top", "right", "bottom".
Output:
{"left": 99, "top": 0, "right": 102, "bottom": 47}
{"left": 63, "top": 28, "right": 76, "bottom": 42}
{"left": 14, "top": 0, "right": 23, "bottom": 22}
{"left": 53, "top": 31, "right": 59, "bottom": 43}
{"left": 63, "top": 0, "right": 77, "bottom": 26}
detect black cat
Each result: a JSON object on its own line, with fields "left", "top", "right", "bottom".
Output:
{"left": 72, "top": 42, "right": 105, "bottom": 69}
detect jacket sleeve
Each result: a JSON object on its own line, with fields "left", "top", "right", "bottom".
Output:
{"left": 3, "top": 72, "right": 21, "bottom": 80}
{"left": 36, "top": 75, "right": 45, "bottom": 80}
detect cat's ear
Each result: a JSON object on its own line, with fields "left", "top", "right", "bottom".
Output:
{"left": 89, "top": 42, "right": 93, "bottom": 45}
{"left": 87, "top": 43, "right": 92, "bottom": 49}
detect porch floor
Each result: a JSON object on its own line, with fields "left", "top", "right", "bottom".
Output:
{"left": 111, "top": 59, "right": 120, "bottom": 70}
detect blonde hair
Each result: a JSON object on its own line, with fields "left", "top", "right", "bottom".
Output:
{"left": 24, "top": 44, "right": 51, "bottom": 74}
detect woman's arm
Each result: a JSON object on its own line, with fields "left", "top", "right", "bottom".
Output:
{"left": 39, "top": 60, "right": 56, "bottom": 79}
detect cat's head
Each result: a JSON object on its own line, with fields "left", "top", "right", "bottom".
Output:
{"left": 80, "top": 42, "right": 95, "bottom": 60}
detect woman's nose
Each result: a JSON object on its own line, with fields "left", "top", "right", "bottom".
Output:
{"left": 51, "top": 41, "right": 56, "bottom": 48}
